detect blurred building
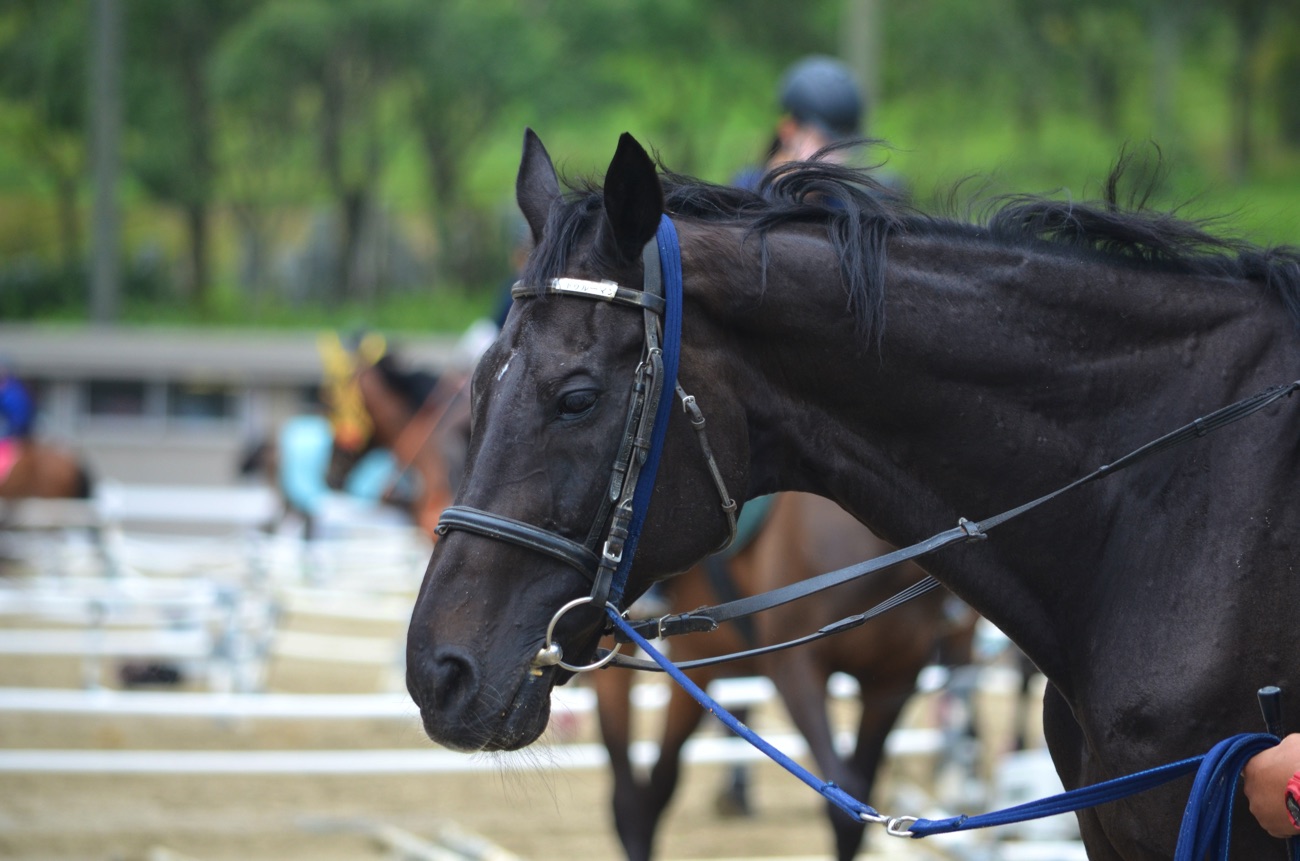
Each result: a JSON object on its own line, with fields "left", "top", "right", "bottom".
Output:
{"left": 0, "top": 325, "right": 456, "bottom": 486}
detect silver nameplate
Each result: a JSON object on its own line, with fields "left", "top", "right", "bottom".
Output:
{"left": 551, "top": 278, "right": 620, "bottom": 300}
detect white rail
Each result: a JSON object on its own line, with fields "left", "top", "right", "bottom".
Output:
{"left": 0, "top": 728, "right": 944, "bottom": 775}
{"left": 0, "top": 628, "right": 212, "bottom": 658}
{"left": 0, "top": 678, "right": 773, "bottom": 719}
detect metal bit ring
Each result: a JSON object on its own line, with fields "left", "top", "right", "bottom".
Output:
{"left": 531, "top": 596, "right": 622, "bottom": 673}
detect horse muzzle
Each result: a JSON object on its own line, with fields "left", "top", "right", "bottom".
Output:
{"left": 406, "top": 641, "right": 556, "bottom": 752}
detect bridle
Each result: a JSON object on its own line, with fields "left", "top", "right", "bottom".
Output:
{"left": 433, "top": 215, "right": 737, "bottom": 673}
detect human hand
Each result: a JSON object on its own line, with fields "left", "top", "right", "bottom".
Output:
{"left": 1243, "top": 732, "right": 1300, "bottom": 839}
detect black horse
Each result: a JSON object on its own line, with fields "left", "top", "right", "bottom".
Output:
{"left": 407, "top": 129, "right": 1300, "bottom": 860}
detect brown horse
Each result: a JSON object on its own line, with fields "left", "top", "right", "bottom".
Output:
{"left": 326, "top": 354, "right": 471, "bottom": 537}
{"left": 594, "top": 492, "right": 974, "bottom": 861}
{"left": 0, "top": 439, "right": 92, "bottom": 501}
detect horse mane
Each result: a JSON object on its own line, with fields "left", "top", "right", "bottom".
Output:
{"left": 984, "top": 152, "right": 1300, "bottom": 327}
{"left": 523, "top": 143, "right": 1300, "bottom": 341}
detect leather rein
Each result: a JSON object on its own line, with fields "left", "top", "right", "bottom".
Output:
{"left": 433, "top": 216, "right": 737, "bottom": 673}
{"left": 608, "top": 377, "right": 1300, "bottom": 671}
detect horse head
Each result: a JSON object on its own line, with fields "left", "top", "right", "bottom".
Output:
{"left": 406, "top": 130, "right": 747, "bottom": 751}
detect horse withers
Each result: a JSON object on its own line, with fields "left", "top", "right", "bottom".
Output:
{"left": 407, "top": 129, "right": 1300, "bottom": 860}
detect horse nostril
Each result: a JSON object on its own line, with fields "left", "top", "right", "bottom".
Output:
{"left": 429, "top": 646, "right": 479, "bottom": 713}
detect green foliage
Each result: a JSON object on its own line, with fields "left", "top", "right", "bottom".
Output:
{"left": 0, "top": 256, "right": 168, "bottom": 319}
{"left": 112, "top": 279, "right": 495, "bottom": 333}
{"left": 1, "top": 0, "right": 1298, "bottom": 329}
{"left": 0, "top": 0, "right": 86, "bottom": 131}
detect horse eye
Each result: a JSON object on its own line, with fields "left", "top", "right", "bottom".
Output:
{"left": 557, "top": 389, "right": 598, "bottom": 419}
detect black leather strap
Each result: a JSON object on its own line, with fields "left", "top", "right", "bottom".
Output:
{"left": 624, "top": 378, "right": 1300, "bottom": 646}
{"left": 436, "top": 505, "right": 600, "bottom": 581}
{"left": 626, "top": 524, "right": 971, "bottom": 641}
{"left": 704, "top": 554, "right": 756, "bottom": 648}
{"left": 613, "top": 575, "right": 943, "bottom": 671}
{"left": 461, "top": 239, "right": 671, "bottom": 609}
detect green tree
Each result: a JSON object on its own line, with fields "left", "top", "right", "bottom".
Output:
{"left": 0, "top": 0, "right": 87, "bottom": 272}
{"left": 536, "top": 0, "right": 839, "bottom": 177}
{"left": 1223, "top": 0, "right": 1292, "bottom": 180}
{"left": 124, "top": 0, "right": 253, "bottom": 309}
{"left": 397, "top": 0, "right": 558, "bottom": 289}
{"left": 1273, "top": 16, "right": 1300, "bottom": 148}
{"left": 215, "top": 0, "right": 421, "bottom": 303}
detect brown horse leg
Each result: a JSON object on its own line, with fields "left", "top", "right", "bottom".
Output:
{"left": 713, "top": 707, "right": 753, "bottom": 817}
{"left": 767, "top": 656, "right": 871, "bottom": 861}
{"left": 593, "top": 663, "right": 649, "bottom": 861}
{"left": 844, "top": 686, "right": 913, "bottom": 861}
{"left": 635, "top": 675, "right": 713, "bottom": 859}
{"left": 595, "top": 663, "right": 715, "bottom": 861}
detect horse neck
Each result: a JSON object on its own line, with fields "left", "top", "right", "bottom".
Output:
{"left": 684, "top": 225, "right": 1290, "bottom": 684}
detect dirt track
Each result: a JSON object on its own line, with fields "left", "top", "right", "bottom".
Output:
{"left": 0, "top": 526, "right": 1053, "bottom": 861}
{"left": 0, "top": 674, "right": 1046, "bottom": 861}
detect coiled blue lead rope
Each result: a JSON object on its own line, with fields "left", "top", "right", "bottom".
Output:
{"left": 1173, "top": 733, "right": 1300, "bottom": 861}
{"left": 606, "top": 607, "right": 1299, "bottom": 858}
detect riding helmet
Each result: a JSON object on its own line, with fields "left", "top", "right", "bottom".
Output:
{"left": 778, "top": 55, "right": 864, "bottom": 139}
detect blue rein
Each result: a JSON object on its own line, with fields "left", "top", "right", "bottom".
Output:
{"left": 609, "top": 609, "right": 1295, "bottom": 858}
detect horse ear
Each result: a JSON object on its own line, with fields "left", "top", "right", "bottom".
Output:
{"left": 600, "top": 132, "right": 663, "bottom": 264}
{"left": 516, "top": 128, "right": 561, "bottom": 245}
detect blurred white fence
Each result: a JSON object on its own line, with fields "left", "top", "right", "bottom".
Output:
{"left": 0, "top": 482, "right": 431, "bottom": 693}
{"left": 0, "top": 482, "right": 1079, "bottom": 858}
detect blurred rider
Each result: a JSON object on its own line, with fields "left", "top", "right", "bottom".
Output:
{"left": 734, "top": 54, "right": 907, "bottom": 199}
{"left": 733, "top": 54, "right": 865, "bottom": 191}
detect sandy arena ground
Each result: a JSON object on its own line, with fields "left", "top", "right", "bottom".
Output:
{"left": 0, "top": 666, "right": 1054, "bottom": 861}
{"left": 0, "top": 528, "right": 1064, "bottom": 861}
